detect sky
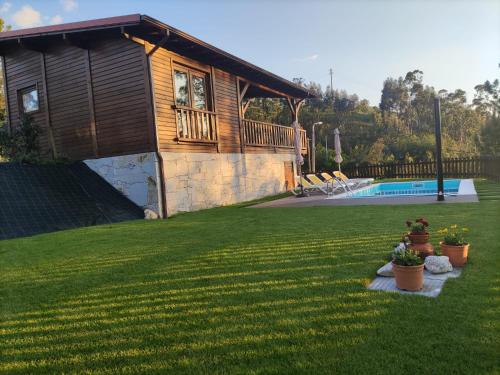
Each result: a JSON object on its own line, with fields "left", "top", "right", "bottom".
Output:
{"left": 1, "top": 0, "right": 499, "bottom": 105}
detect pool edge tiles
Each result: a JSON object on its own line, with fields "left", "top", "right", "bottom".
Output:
{"left": 327, "top": 179, "right": 476, "bottom": 200}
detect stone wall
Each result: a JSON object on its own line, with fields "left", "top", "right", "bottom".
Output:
{"left": 162, "top": 152, "right": 296, "bottom": 216}
{"left": 84, "top": 152, "right": 159, "bottom": 215}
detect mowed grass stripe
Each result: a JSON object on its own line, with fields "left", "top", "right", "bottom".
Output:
{"left": 0, "top": 180, "right": 499, "bottom": 374}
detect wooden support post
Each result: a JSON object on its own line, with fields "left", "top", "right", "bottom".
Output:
{"left": 289, "top": 97, "right": 306, "bottom": 196}
{"left": 1, "top": 55, "right": 11, "bottom": 135}
{"left": 84, "top": 49, "right": 98, "bottom": 158}
{"left": 210, "top": 66, "right": 220, "bottom": 152}
{"left": 237, "top": 79, "right": 250, "bottom": 153}
{"left": 40, "top": 52, "right": 57, "bottom": 159}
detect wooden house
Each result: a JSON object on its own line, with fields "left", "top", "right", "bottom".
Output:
{"left": 0, "top": 14, "right": 313, "bottom": 217}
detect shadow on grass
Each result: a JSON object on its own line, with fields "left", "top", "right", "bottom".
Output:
{"left": 1, "top": 181, "right": 499, "bottom": 374}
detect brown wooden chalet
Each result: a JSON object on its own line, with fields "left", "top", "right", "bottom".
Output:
{"left": 0, "top": 14, "right": 314, "bottom": 217}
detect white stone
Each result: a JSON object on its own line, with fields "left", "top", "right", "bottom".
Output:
{"left": 144, "top": 209, "right": 159, "bottom": 220}
{"left": 377, "top": 262, "right": 394, "bottom": 277}
{"left": 425, "top": 256, "right": 453, "bottom": 274}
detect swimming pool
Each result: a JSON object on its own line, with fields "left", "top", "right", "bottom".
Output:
{"left": 333, "top": 179, "right": 476, "bottom": 199}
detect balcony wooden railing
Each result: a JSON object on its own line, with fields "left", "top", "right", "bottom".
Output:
{"left": 175, "top": 106, "right": 218, "bottom": 143}
{"left": 242, "top": 119, "right": 307, "bottom": 151}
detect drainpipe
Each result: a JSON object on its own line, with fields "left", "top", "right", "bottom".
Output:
{"left": 145, "top": 34, "right": 170, "bottom": 219}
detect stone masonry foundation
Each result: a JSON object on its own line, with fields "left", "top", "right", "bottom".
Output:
{"left": 162, "top": 152, "right": 296, "bottom": 216}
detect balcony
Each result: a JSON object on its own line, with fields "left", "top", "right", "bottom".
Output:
{"left": 175, "top": 106, "right": 218, "bottom": 143}
{"left": 242, "top": 119, "right": 307, "bottom": 151}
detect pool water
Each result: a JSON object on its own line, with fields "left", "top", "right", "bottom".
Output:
{"left": 349, "top": 179, "right": 461, "bottom": 198}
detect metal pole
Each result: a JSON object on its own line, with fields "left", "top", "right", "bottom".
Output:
{"left": 312, "top": 123, "right": 316, "bottom": 173}
{"left": 434, "top": 97, "right": 445, "bottom": 201}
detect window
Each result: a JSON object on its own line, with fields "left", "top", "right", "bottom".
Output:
{"left": 174, "top": 70, "right": 190, "bottom": 107}
{"left": 173, "top": 66, "right": 211, "bottom": 110}
{"left": 192, "top": 75, "right": 207, "bottom": 110}
{"left": 18, "top": 85, "right": 39, "bottom": 114}
{"left": 173, "top": 65, "right": 216, "bottom": 142}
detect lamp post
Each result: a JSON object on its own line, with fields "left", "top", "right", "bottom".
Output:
{"left": 311, "top": 121, "right": 324, "bottom": 172}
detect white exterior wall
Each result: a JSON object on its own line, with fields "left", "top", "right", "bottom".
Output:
{"left": 162, "top": 152, "right": 296, "bottom": 216}
{"left": 84, "top": 152, "right": 160, "bottom": 215}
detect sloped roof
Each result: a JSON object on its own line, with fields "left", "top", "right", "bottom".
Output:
{"left": 0, "top": 14, "right": 314, "bottom": 99}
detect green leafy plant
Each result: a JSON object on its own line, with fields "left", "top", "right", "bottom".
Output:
{"left": 392, "top": 249, "right": 423, "bottom": 266}
{"left": 406, "top": 218, "right": 429, "bottom": 234}
{"left": 0, "top": 114, "right": 41, "bottom": 163}
{"left": 438, "top": 225, "right": 469, "bottom": 246}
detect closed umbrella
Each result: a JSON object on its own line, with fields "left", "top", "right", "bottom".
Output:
{"left": 293, "top": 121, "right": 305, "bottom": 196}
{"left": 294, "top": 121, "right": 304, "bottom": 167}
{"left": 334, "top": 128, "right": 343, "bottom": 171}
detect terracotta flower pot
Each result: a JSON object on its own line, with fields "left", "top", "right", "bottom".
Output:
{"left": 440, "top": 241, "right": 469, "bottom": 267}
{"left": 408, "top": 242, "right": 434, "bottom": 259}
{"left": 408, "top": 233, "right": 429, "bottom": 244}
{"left": 392, "top": 262, "right": 424, "bottom": 291}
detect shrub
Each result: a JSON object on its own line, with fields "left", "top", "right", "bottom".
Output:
{"left": 0, "top": 114, "right": 41, "bottom": 163}
{"left": 392, "top": 249, "right": 423, "bottom": 266}
{"left": 438, "top": 225, "right": 469, "bottom": 246}
{"left": 406, "top": 217, "right": 429, "bottom": 234}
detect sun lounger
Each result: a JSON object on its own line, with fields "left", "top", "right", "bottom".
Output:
{"left": 333, "top": 171, "right": 374, "bottom": 188}
{"left": 306, "top": 174, "right": 345, "bottom": 195}
{"left": 292, "top": 175, "right": 328, "bottom": 195}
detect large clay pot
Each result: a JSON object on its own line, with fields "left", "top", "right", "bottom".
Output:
{"left": 392, "top": 262, "right": 424, "bottom": 291}
{"left": 408, "top": 233, "right": 429, "bottom": 244}
{"left": 440, "top": 241, "right": 469, "bottom": 267}
{"left": 409, "top": 242, "right": 434, "bottom": 259}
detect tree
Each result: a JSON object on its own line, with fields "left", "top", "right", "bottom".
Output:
{"left": 0, "top": 18, "right": 11, "bottom": 125}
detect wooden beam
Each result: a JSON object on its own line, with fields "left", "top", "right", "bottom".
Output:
{"left": 147, "top": 29, "right": 170, "bottom": 56}
{"left": 40, "top": 52, "right": 57, "bottom": 158}
{"left": 242, "top": 98, "right": 255, "bottom": 116}
{"left": 236, "top": 79, "right": 246, "bottom": 153}
{"left": 1, "top": 55, "right": 11, "bottom": 135}
{"left": 83, "top": 49, "right": 98, "bottom": 157}
{"left": 17, "top": 38, "right": 47, "bottom": 52}
{"left": 62, "top": 33, "right": 90, "bottom": 50}
{"left": 239, "top": 81, "right": 250, "bottom": 103}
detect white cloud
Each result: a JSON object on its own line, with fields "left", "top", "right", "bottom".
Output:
{"left": 0, "top": 2, "right": 11, "bottom": 13}
{"left": 49, "top": 14, "right": 63, "bottom": 25}
{"left": 60, "top": 0, "right": 77, "bottom": 12}
{"left": 293, "top": 54, "right": 319, "bottom": 62}
{"left": 12, "top": 5, "right": 42, "bottom": 28}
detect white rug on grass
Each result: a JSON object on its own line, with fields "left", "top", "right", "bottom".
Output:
{"left": 368, "top": 268, "right": 462, "bottom": 298}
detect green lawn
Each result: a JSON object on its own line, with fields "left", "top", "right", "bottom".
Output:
{"left": 1, "top": 180, "right": 499, "bottom": 374}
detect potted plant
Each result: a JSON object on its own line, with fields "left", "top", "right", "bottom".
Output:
{"left": 406, "top": 218, "right": 429, "bottom": 244}
{"left": 392, "top": 249, "right": 424, "bottom": 291}
{"left": 438, "top": 225, "right": 470, "bottom": 267}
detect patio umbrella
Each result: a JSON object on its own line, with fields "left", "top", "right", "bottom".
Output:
{"left": 293, "top": 121, "right": 304, "bottom": 167}
{"left": 293, "top": 121, "right": 305, "bottom": 195}
{"left": 334, "top": 128, "right": 343, "bottom": 171}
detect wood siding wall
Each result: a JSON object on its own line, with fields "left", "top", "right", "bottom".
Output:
{"left": 90, "top": 38, "right": 152, "bottom": 157}
{"left": 3, "top": 36, "right": 154, "bottom": 160}
{"left": 4, "top": 48, "right": 50, "bottom": 157}
{"left": 149, "top": 44, "right": 293, "bottom": 155}
{"left": 3, "top": 35, "right": 296, "bottom": 160}
{"left": 45, "top": 43, "right": 93, "bottom": 159}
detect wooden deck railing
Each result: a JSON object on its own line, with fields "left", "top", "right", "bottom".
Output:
{"left": 175, "top": 106, "right": 218, "bottom": 143}
{"left": 242, "top": 119, "right": 307, "bottom": 151}
{"left": 340, "top": 156, "right": 500, "bottom": 181}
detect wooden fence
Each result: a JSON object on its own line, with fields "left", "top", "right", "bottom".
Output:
{"left": 340, "top": 157, "right": 500, "bottom": 180}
